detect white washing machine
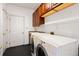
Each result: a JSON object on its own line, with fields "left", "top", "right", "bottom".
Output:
{"left": 31, "top": 32, "right": 78, "bottom": 56}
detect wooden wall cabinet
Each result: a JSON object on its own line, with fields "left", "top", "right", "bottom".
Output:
{"left": 33, "top": 3, "right": 62, "bottom": 27}
{"left": 33, "top": 3, "right": 74, "bottom": 27}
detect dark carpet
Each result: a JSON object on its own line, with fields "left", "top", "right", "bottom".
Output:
{"left": 3, "top": 44, "right": 32, "bottom": 56}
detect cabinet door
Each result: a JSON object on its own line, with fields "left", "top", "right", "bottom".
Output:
{"left": 33, "top": 12, "right": 36, "bottom": 26}
{"left": 41, "top": 4, "right": 45, "bottom": 15}
{"left": 38, "top": 6, "right": 42, "bottom": 16}
{"left": 36, "top": 10, "right": 40, "bottom": 26}
{"left": 33, "top": 11, "right": 38, "bottom": 27}
{"left": 38, "top": 7, "right": 45, "bottom": 26}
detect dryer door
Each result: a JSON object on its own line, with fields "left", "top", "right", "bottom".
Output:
{"left": 36, "top": 44, "right": 48, "bottom": 56}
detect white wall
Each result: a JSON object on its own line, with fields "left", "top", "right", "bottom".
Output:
{"left": 38, "top": 4, "right": 79, "bottom": 44}
{"left": 0, "top": 3, "right": 3, "bottom": 55}
{"left": 3, "top": 4, "right": 34, "bottom": 48}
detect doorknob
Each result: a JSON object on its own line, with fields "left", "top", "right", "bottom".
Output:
{"left": 0, "top": 46, "right": 2, "bottom": 49}
{"left": 22, "top": 32, "right": 24, "bottom": 34}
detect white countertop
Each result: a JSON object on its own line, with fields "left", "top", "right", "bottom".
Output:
{"left": 31, "top": 32, "right": 78, "bottom": 47}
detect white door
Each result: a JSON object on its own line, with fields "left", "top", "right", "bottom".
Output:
{"left": 9, "top": 15, "right": 25, "bottom": 47}
{"left": 0, "top": 4, "right": 3, "bottom": 55}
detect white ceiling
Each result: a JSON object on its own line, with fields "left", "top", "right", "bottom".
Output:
{"left": 7, "top": 3, "right": 41, "bottom": 10}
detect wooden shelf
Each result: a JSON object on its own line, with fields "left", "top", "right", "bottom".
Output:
{"left": 41, "top": 3, "right": 74, "bottom": 17}
{"left": 54, "top": 3, "right": 74, "bottom": 11}
{"left": 41, "top": 10, "right": 56, "bottom": 17}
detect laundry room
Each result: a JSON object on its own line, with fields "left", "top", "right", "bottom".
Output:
{"left": 0, "top": 1, "right": 79, "bottom": 57}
